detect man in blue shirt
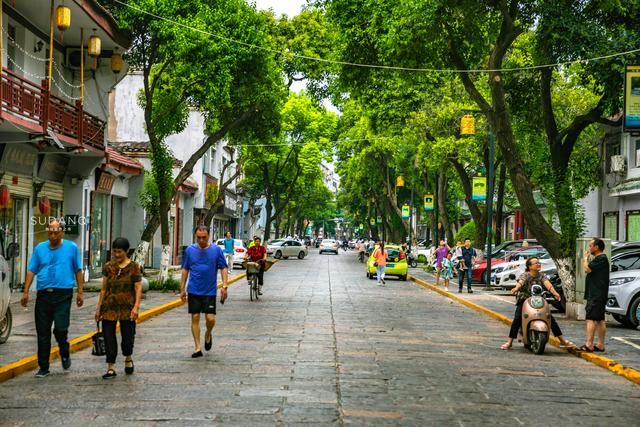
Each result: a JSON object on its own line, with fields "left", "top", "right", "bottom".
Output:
{"left": 21, "top": 219, "right": 84, "bottom": 378}
{"left": 223, "top": 231, "right": 235, "bottom": 272}
{"left": 180, "top": 225, "right": 228, "bottom": 358}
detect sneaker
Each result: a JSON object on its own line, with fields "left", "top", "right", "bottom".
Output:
{"left": 468, "top": 289, "right": 473, "bottom": 294}
{"left": 458, "top": 289, "right": 462, "bottom": 293}
{"left": 381, "top": 279, "right": 386, "bottom": 285}
{"left": 258, "top": 286, "right": 263, "bottom": 295}
{"left": 34, "top": 369, "right": 50, "bottom": 378}
{"left": 61, "top": 357, "right": 71, "bottom": 371}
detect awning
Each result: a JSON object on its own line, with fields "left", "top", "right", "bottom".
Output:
{"left": 105, "top": 147, "right": 143, "bottom": 176}
{"left": 178, "top": 177, "right": 199, "bottom": 193}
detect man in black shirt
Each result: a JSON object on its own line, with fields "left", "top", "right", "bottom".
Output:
{"left": 581, "top": 238, "right": 609, "bottom": 352}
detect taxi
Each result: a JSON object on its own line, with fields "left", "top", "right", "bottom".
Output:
{"left": 366, "top": 244, "right": 408, "bottom": 281}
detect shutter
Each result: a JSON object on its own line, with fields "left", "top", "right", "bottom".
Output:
{"left": 41, "top": 182, "right": 64, "bottom": 201}
{"left": 1, "top": 174, "right": 32, "bottom": 198}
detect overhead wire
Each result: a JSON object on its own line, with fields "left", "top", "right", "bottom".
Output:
{"left": 112, "top": 0, "right": 640, "bottom": 74}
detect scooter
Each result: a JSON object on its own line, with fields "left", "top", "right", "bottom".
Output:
{"left": 521, "top": 284, "right": 554, "bottom": 355}
{"left": 406, "top": 250, "right": 418, "bottom": 268}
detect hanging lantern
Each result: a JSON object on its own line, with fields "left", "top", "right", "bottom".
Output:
{"left": 460, "top": 114, "right": 476, "bottom": 136}
{"left": 56, "top": 4, "right": 71, "bottom": 43}
{"left": 396, "top": 176, "right": 405, "bottom": 187}
{"left": 0, "top": 185, "right": 10, "bottom": 209}
{"left": 88, "top": 32, "right": 101, "bottom": 69}
{"left": 39, "top": 195, "right": 51, "bottom": 215}
{"left": 110, "top": 48, "right": 123, "bottom": 74}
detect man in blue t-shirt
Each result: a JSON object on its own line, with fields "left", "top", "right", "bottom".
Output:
{"left": 223, "top": 231, "right": 234, "bottom": 272}
{"left": 21, "top": 219, "right": 84, "bottom": 378}
{"left": 180, "top": 225, "right": 228, "bottom": 358}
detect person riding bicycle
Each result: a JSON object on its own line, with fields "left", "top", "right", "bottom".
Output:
{"left": 244, "top": 236, "right": 267, "bottom": 295}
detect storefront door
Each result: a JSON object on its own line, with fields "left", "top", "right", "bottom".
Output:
{"left": 90, "top": 193, "right": 110, "bottom": 279}
{"left": 1, "top": 198, "right": 27, "bottom": 289}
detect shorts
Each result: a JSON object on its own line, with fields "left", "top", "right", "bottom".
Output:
{"left": 585, "top": 300, "right": 606, "bottom": 321}
{"left": 188, "top": 294, "right": 217, "bottom": 314}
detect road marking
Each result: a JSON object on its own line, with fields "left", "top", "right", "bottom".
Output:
{"left": 611, "top": 336, "right": 640, "bottom": 351}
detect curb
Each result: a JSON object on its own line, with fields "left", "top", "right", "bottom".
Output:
{"left": 408, "top": 274, "right": 640, "bottom": 386}
{"left": 0, "top": 272, "right": 247, "bottom": 383}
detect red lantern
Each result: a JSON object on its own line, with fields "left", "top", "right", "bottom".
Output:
{"left": 0, "top": 185, "right": 10, "bottom": 209}
{"left": 39, "top": 196, "right": 50, "bottom": 215}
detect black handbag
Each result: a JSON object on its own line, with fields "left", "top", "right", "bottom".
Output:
{"left": 92, "top": 322, "right": 106, "bottom": 356}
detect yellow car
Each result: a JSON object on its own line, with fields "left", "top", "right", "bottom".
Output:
{"left": 367, "top": 245, "right": 408, "bottom": 281}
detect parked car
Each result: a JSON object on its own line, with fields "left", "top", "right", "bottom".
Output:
{"left": 319, "top": 239, "right": 339, "bottom": 255}
{"left": 607, "top": 269, "right": 640, "bottom": 329}
{"left": 215, "top": 238, "right": 248, "bottom": 267}
{"left": 266, "top": 239, "right": 308, "bottom": 259}
{"left": 610, "top": 249, "right": 640, "bottom": 272}
{"left": 0, "top": 254, "right": 12, "bottom": 344}
{"left": 366, "top": 245, "right": 408, "bottom": 281}
{"left": 491, "top": 250, "right": 556, "bottom": 290}
{"left": 473, "top": 246, "right": 547, "bottom": 284}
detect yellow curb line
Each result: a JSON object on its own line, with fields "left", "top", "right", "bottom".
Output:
{"left": 0, "top": 272, "right": 248, "bottom": 384}
{"left": 408, "top": 274, "right": 640, "bottom": 386}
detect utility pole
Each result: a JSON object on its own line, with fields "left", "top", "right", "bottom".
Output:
{"left": 486, "top": 130, "right": 495, "bottom": 284}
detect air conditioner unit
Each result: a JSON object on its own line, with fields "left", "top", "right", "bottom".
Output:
{"left": 610, "top": 155, "right": 626, "bottom": 174}
{"left": 65, "top": 48, "right": 84, "bottom": 70}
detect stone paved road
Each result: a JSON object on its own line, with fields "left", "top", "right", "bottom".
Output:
{"left": 1, "top": 251, "right": 639, "bottom": 426}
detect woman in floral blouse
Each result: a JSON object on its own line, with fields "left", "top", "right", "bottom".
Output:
{"left": 95, "top": 238, "right": 142, "bottom": 379}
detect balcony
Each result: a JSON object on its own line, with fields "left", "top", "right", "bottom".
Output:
{"left": 0, "top": 67, "right": 105, "bottom": 152}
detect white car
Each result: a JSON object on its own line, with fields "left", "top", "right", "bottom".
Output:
{"left": 215, "top": 239, "right": 247, "bottom": 268}
{"left": 266, "top": 239, "right": 308, "bottom": 259}
{"left": 319, "top": 239, "right": 339, "bottom": 255}
{"left": 491, "top": 254, "right": 556, "bottom": 289}
{"left": 607, "top": 270, "right": 640, "bottom": 329}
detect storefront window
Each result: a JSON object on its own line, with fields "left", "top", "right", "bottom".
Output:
{"left": 90, "top": 193, "right": 109, "bottom": 279}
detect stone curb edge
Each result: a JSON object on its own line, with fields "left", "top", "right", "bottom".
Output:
{"left": 0, "top": 272, "right": 248, "bottom": 383}
{"left": 408, "top": 274, "right": 640, "bottom": 386}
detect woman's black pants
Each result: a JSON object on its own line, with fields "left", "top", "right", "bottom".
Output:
{"left": 102, "top": 319, "right": 136, "bottom": 364}
{"left": 509, "top": 300, "right": 563, "bottom": 339}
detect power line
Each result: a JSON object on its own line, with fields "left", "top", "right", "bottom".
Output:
{"left": 112, "top": 0, "right": 640, "bottom": 74}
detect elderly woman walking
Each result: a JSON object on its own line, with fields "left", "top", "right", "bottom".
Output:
{"left": 95, "top": 238, "right": 142, "bottom": 379}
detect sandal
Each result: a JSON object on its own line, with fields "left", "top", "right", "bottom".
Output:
{"left": 124, "top": 360, "right": 134, "bottom": 375}
{"left": 593, "top": 346, "right": 605, "bottom": 352}
{"left": 102, "top": 369, "right": 117, "bottom": 379}
{"left": 500, "top": 342, "right": 512, "bottom": 350}
{"left": 578, "top": 344, "right": 594, "bottom": 352}
{"left": 559, "top": 340, "right": 577, "bottom": 348}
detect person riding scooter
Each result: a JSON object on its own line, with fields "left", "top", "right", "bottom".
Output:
{"left": 500, "top": 257, "right": 576, "bottom": 350}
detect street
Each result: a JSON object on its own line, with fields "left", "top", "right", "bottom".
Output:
{"left": 1, "top": 251, "right": 639, "bottom": 426}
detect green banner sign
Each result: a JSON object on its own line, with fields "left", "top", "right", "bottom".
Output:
{"left": 401, "top": 205, "right": 410, "bottom": 219}
{"left": 423, "top": 195, "right": 434, "bottom": 211}
{"left": 472, "top": 176, "right": 487, "bottom": 201}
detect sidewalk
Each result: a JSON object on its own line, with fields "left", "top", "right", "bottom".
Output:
{"left": 0, "top": 269, "right": 244, "bottom": 367}
{"left": 409, "top": 268, "right": 640, "bottom": 374}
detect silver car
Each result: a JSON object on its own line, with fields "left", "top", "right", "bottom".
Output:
{"left": 319, "top": 239, "right": 339, "bottom": 255}
{"left": 607, "top": 270, "right": 640, "bottom": 328}
{"left": 0, "top": 255, "right": 12, "bottom": 344}
{"left": 266, "top": 239, "right": 308, "bottom": 260}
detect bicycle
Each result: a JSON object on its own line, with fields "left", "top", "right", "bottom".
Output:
{"left": 245, "top": 262, "right": 260, "bottom": 301}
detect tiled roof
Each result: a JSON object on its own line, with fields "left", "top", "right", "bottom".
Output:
{"left": 105, "top": 147, "right": 143, "bottom": 175}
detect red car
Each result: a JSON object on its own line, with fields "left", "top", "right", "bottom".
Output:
{"left": 472, "top": 245, "right": 545, "bottom": 283}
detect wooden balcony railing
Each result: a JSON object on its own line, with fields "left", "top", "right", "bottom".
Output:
{"left": 1, "top": 68, "right": 105, "bottom": 151}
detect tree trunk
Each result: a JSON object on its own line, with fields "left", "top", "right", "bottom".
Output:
{"left": 495, "top": 162, "right": 506, "bottom": 245}
{"left": 263, "top": 202, "right": 273, "bottom": 241}
{"left": 437, "top": 171, "right": 454, "bottom": 243}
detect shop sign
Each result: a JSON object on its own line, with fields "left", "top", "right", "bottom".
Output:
{"left": 0, "top": 144, "right": 37, "bottom": 175}
{"left": 376, "top": 216, "right": 382, "bottom": 224}
{"left": 423, "top": 194, "right": 434, "bottom": 211}
{"left": 624, "top": 65, "right": 640, "bottom": 131}
{"left": 401, "top": 205, "right": 410, "bottom": 219}
{"left": 472, "top": 176, "right": 487, "bottom": 201}
{"left": 38, "top": 154, "right": 69, "bottom": 182}
{"left": 96, "top": 171, "right": 116, "bottom": 193}
{"left": 63, "top": 214, "right": 80, "bottom": 235}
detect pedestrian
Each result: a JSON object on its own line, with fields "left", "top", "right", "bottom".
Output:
{"left": 458, "top": 238, "right": 476, "bottom": 293}
{"left": 245, "top": 236, "right": 267, "bottom": 295}
{"left": 95, "top": 237, "right": 142, "bottom": 379}
{"left": 434, "top": 240, "right": 450, "bottom": 287}
{"left": 372, "top": 241, "right": 388, "bottom": 286}
{"left": 441, "top": 252, "right": 455, "bottom": 292}
{"left": 580, "top": 238, "right": 610, "bottom": 352}
{"left": 223, "top": 231, "right": 235, "bottom": 272}
{"left": 179, "top": 226, "right": 228, "bottom": 358}
{"left": 501, "top": 257, "right": 575, "bottom": 350}
{"left": 20, "top": 219, "right": 84, "bottom": 378}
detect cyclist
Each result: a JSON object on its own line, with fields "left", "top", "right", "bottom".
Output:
{"left": 245, "top": 236, "right": 267, "bottom": 295}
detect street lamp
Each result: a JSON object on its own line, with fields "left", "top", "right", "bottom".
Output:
{"left": 460, "top": 113, "right": 496, "bottom": 285}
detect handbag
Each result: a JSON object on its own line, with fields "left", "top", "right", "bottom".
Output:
{"left": 92, "top": 322, "right": 106, "bottom": 356}
{"left": 373, "top": 262, "right": 378, "bottom": 267}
